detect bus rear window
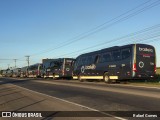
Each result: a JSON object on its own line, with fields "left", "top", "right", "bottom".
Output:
{"left": 65, "top": 60, "right": 73, "bottom": 66}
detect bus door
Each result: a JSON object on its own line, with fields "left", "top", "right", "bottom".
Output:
{"left": 85, "top": 56, "right": 95, "bottom": 76}
{"left": 98, "top": 52, "right": 112, "bottom": 77}
{"left": 120, "top": 48, "right": 132, "bottom": 79}
{"left": 110, "top": 50, "right": 121, "bottom": 78}
{"left": 135, "top": 44, "right": 156, "bottom": 78}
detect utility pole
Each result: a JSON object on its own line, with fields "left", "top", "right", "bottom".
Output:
{"left": 25, "top": 56, "right": 30, "bottom": 77}
{"left": 25, "top": 56, "right": 30, "bottom": 68}
{"left": 8, "top": 64, "right": 10, "bottom": 69}
{"left": 14, "top": 59, "right": 17, "bottom": 68}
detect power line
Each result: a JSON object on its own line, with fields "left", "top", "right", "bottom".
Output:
{"left": 3, "top": 25, "right": 160, "bottom": 69}
{"left": 53, "top": 24, "right": 160, "bottom": 58}
{"left": 29, "top": 0, "right": 160, "bottom": 57}
{"left": 3, "top": 0, "right": 160, "bottom": 68}
{"left": 0, "top": 59, "right": 25, "bottom": 61}
{"left": 0, "top": 58, "right": 26, "bottom": 69}
{"left": 13, "top": 59, "right": 17, "bottom": 68}
{"left": 25, "top": 56, "right": 30, "bottom": 68}
{"left": 0, "top": 59, "right": 14, "bottom": 60}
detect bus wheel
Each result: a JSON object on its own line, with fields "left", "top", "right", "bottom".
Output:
{"left": 78, "top": 75, "right": 83, "bottom": 82}
{"left": 103, "top": 73, "right": 110, "bottom": 83}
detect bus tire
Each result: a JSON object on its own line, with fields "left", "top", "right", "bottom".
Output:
{"left": 103, "top": 73, "right": 110, "bottom": 83}
{"left": 78, "top": 75, "right": 83, "bottom": 82}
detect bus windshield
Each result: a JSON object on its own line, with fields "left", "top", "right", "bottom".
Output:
{"left": 65, "top": 59, "right": 73, "bottom": 66}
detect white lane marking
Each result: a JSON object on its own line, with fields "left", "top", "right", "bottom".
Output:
{"left": 11, "top": 84, "right": 126, "bottom": 120}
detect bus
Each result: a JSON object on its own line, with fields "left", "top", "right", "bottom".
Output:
{"left": 73, "top": 44, "right": 156, "bottom": 82}
{"left": 6, "top": 69, "right": 13, "bottom": 77}
{"left": 20, "top": 66, "right": 28, "bottom": 78}
{"left": 2, "top": 70, "right": 7, "bottom": 77}
{"left": 42, "top": 59, "right": 56, "bottom": 78}
{"left": 12, "top": 68, "right": 21, "bottom": 77}
{"left": 28, "top": 63, "right": 43, "bottom": 78}
{"left": 44, "top": 58, "right": 75, "bottom": 79}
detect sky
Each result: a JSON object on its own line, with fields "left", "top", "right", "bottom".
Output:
{"left": 0, "top": 0, "right": 160, "bottom": 69}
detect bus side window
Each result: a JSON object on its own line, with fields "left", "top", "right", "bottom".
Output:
{"left": 94, "top": 55, "right": 100, "bottom": 64}
{"left": 112, "top": 50, "right": 121, "bottom": 61}
{"left": 82, "top": 57, "right": 87, "bottom": 65}
{"left": 78, "top": 57, "right": 86, "bottom": 66}
{"left": 100, "top": 52, "right": 111, "bottom": 62}
{"left": 75, "top": 58, "right": 79, "bottom": 67}
{"left": 86, "top": 56, "right": 93, "bottom": 65}
{"left": 77, "top": 58, "right": 82, "bottom": 66}
{"left": 122, "top": 48, "right": 130, "bottom": 59}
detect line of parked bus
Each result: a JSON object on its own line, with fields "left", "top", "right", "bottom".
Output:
{"left": 1, "top": 44, "right": 157, "bottom": 83}
{"left": 2, "top": 58, "right": 75, "bottom": 79}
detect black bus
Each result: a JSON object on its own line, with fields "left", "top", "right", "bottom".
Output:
{"left": 44, "top": 58, "right": 75, "bottom": 79}
{"left": 28, "top": 63, "right": 43, "bottom": 78}
{"left": 73, "top": 44, "right": 156, "bottom": 82}
{"left": 2, "top": 70, "right": 7, "bottom": 77}
{"left": 6, "top": 69, "right": 13, "bottom": 77}
{"left": 12, "top": 68, "right": 21, "bottom": 77}
{"left": 42, "top": 59, "right": 56, "bottom": 78}
{"left": 20, "top": 66, "right": 28, "bottom": 78}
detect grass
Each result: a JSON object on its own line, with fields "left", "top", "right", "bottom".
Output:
{"left": 128, "top": 82, "right": 160, "bottom": 87}
{"left": 128, "top": 74, "right": 160, "bottom": 87}
{"left": 156, "top": 67, "right": 160, "bottom": 74}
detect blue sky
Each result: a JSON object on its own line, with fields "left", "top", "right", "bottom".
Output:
{"left": 0, "top": 0, "right": 160, "bottom": 69}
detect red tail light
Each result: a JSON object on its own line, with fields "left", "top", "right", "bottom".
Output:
{"left": 133, "top": 63, "right": 137, "bottom": 72}
{"left": 154, "top": 65, "right": 156, "bottom": 73}
{"left": 35, "top": 70, "right": 40, "bottom": 75}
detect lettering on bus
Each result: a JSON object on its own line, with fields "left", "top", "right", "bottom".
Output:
{"left": 66, "top": 68, "right": 70, "bottom": 71}
{"left": 109, "top": 65, "right": 116, "bottom": 68}
{"left": 139, "top": 47, "right": 153, "bottom": 53}
{"left": 81, "top": 64, "right": 96, "bottom": 73}
{"left": 139, "top": 61, "right": 144, "bottom": 68}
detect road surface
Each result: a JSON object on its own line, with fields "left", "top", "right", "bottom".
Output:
{"left": 0, "top": 77, "right": 160, "bottom": 120}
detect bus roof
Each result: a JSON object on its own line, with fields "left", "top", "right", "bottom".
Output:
{"left": 77, "top": 44, "right": 154, "bottom": 58}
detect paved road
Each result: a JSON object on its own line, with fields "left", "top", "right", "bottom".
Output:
{"left": 0, "top": 77, "right": 160, "bottom": 120}
{"left": 0, "top": 79, "right": 114, "bottom": 120}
